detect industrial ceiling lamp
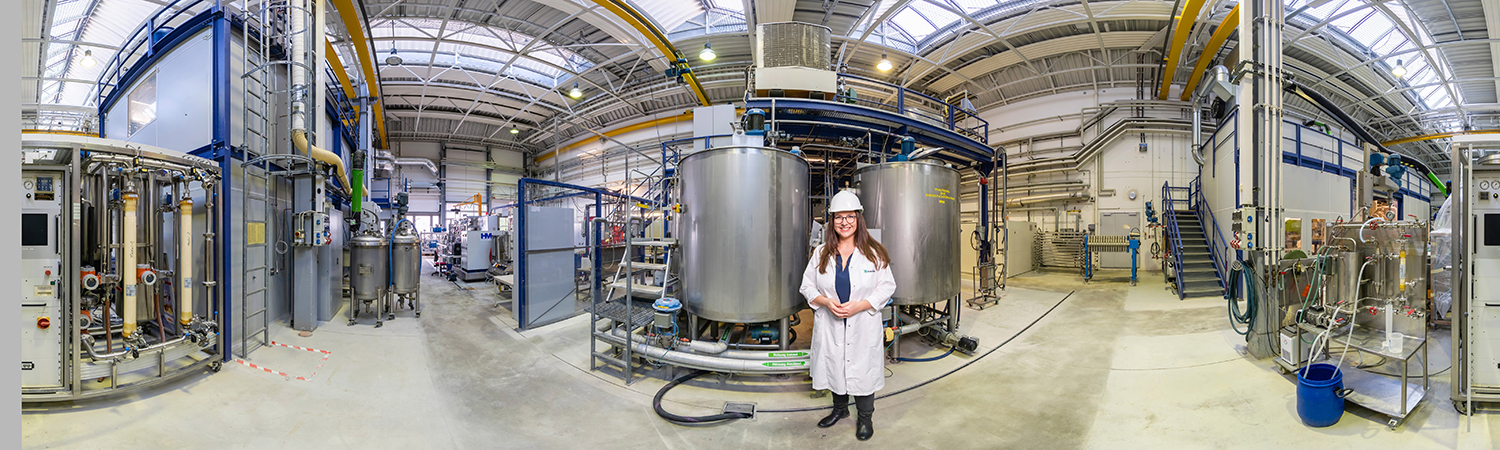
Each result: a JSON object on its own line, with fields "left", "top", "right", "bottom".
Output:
{"left": 877, "top": 52, "right": 893, "bottom": 72}
{"left": 699, "top": 42, "right": 716, "bottom": 61}
{"left": 79, "top": 49, "right": 96, "bottom": 68}
{"left": 568, "top": 82, "right": 583, "bottom": 99}
{"left": 510, "top": 126, "right": 520, "bottom": 134}
{"left": 1390, "top": 59, "right": 1407, "bottom": 78}
{"left": 385, "top": 22, "right": 402, "bottom": 65}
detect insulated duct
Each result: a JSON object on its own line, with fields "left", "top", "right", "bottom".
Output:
{"left": 288, "top": 1, "right": 352, "bottom": 196}
{"left": 374, "top": 151, "right": 438, "bottom": 175}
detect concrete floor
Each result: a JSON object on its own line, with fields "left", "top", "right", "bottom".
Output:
{"left": 21, "top": 265, "right": 1500, "bottom": 449}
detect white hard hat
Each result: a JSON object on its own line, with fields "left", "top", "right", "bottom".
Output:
{"left": 829, "top": 190, "right": 863, "bottom": 213}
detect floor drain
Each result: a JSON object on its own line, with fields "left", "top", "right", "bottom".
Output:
{"left": 723, "top": 402, "right": 756, "bottom": 420}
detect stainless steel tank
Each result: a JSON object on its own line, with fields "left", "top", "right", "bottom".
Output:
{"left": 853, "top": 160, "right": 961, "bottom": 305}
{"left": 679, "top": 146, "right": 810, "bottom": 323}
{"left": 391, "top": 229, "right": 420, "bottom": 295}
{"left": 349, "top": 234, "right": 388, "bottom": 301}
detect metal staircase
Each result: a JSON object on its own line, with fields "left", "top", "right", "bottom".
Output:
{"left": 1163, "top": 179, "right": 1225, "bottom": 299}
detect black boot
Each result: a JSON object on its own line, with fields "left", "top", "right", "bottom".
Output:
{"left": 854, "top": 394, "right": 874, "bottom": 440}
{"left": 818, "top": 394, "right": 850, "bottom": 428}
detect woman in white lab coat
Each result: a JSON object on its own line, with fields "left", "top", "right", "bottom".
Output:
{"left": 799, "top": 191, "right": 897, "bottom": 441}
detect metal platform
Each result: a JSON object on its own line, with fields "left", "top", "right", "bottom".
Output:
{"left": 585, "top": 300, "right": 654, "bottom": 330}
{"left": 1342, "top": 366, "right": 1427, "bottom": 428}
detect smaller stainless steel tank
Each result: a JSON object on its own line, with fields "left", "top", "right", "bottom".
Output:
{"left": 853, "top": 160, "right": 961, "bottom": 305}
{"left": 392, "top": 229, "right": 421, "bottom": 294}
{"left": 350, "top": 234, "right": 389, "bottom": 301}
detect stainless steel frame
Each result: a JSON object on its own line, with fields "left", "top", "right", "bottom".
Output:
{"left": 22, "top": 135, "right": 225, "bottom": 403}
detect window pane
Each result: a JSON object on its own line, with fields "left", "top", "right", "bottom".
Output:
{"left": 128, "top": 72, "right": 157, "bottom": 136}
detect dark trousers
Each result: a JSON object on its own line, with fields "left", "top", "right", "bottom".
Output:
{"left": 831, "top": 393, "right": 874, "bottom": 413}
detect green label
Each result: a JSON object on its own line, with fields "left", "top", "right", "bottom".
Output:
{"left": 761, "top": 361, "right": 808, "bottom": 367}
{"left": 766, "top": 352, "right": 808, "bottom": 358}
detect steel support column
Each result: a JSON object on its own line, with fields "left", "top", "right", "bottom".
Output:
{"left": 1237, "top": 0, "right": 1284, "bottom": 359}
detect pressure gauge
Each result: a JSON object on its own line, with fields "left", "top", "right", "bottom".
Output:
{"left": 24, "top": 180, "right": 33, "bottom": 190}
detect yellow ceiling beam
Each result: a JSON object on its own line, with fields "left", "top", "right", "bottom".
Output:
{"left": 1158, "top": 0, "right": 1211, "bottom": 100}
{"left": 1381, "top": 129, "right": 1500, "bottom": 147}
{"left": 1178, "top": 5, "right": 1239, "bottom": 102}
{"left": 328, "top": 0, "right": 389, "bottom": 149}
{"left": 589, "top": 0, "right": 712, "bottom": 107}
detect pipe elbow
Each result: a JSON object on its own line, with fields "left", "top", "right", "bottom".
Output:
{"left": 292, "top": 130, "right": 354, "bottom": 197}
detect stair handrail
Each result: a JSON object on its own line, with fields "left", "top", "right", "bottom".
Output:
{"left": 1190, "top": 176, "right": 1231, "bottom": 285}
{"left": 1162, "top": 181, "right": 1189, "bottom": 298}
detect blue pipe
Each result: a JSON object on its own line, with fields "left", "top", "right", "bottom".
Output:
{"left": 895, "top": 346, "right": 955, "bottom": 362}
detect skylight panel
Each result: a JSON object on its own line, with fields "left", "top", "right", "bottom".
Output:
{"left": 892, "top": 8, "right": 937, "bottom": 39}
{"left": 1301, "top": 0, "right": 1350, "bottom": 21}
{"left": 910, "top": 0, "right": 963, "bottom": 26}
{"left": 706, "top": 0, "right": 743, "bottom": 13}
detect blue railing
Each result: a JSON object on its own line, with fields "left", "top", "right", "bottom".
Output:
{"left": 1189, "top": 176, "right": 1230, "bottom": 286}
{"left": 1162, "top": 181, "right": 1192, "bottom": 297}
{"left": 93, "top": 0, "right": 217, "bottom": 110}
{"left": 825, "top": 73, "right": 989, "bottom": 145}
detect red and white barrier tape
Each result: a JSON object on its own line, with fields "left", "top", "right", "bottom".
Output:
{"left": 235, "top": 358, "right": 314, "bottom": 382}
{"left": 235, "top": 341, "right": 335, "bottom": 382}
{"left": 270, "top": 340, "right": 333, "bottom": 354}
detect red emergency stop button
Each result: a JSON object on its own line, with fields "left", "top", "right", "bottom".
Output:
{"left": 45, "top": 270, "right": 51, "bottom": 276}
{"left": 37, "top": 317, "right": 50, "bottom": 329}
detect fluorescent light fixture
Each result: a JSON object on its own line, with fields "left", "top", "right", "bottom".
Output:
{"left": 699, "top": 42, "right": 716, "bottom": 61}
{"left": 80, "top": 50, "right": 96, "bottom": 68}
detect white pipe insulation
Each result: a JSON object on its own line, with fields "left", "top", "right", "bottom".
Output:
{"left": 288, "top": 0, "right": 352, "bottom": 196}
{"left": 123, "top": 191, "right": 139, "bottom": 337}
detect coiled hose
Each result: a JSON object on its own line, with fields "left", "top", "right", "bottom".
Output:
{"left": 895, "top": 346, "right": 955, "bottom": 362}
{"left": 653, "top": 370, "right": 753, "bottom": 425}
{"left": 1225, "top": 260, "right": 1257, "bottom": 336}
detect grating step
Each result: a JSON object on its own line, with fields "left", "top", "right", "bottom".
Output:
{"left": 621, "top": 262, "right": 669, "bottom": 271}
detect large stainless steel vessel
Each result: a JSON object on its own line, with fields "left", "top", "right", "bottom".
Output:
{"left": 391, "top": 229, "right": 420, "bottom": 295}
{"left": 349, "top": 234, "right": 388, "bottom": 301}
{"left": 679, "top": 146, "right": 810, "bottom": 323}
{"left": 853, "top": 160, "right": 961, "bottom": 305}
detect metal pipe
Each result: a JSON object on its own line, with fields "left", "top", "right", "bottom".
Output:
{"left": 896, "top": 311, "right": 943, "bottom": 335}
{"left": 606, "top": 328, "right": 798, "bottom": 359}
{"left": 1006, "top": 192, "right": 1091, "bottom": 207}
{"left": 596, "top": 332, "right": 809, "bottom": 373}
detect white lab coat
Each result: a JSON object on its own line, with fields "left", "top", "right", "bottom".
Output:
{"left": 799, "top": 244, "right": 898, "bottom": 396}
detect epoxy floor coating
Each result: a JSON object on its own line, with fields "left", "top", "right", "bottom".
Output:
{"left": 21, "top": 266, "right": 1500, "bottom": 449}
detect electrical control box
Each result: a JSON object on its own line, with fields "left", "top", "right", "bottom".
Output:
{"left": 293, "top": 211, "right": 331, "bottom": 246}
{"left": 1467, "top": 167, "right": 1500, "bottom": 388}
{"left": 22, "top": 170, "right": 65, "bottom": 390}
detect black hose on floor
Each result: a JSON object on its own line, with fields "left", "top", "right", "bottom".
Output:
{"left": 653, "top": 369, "right": 753, "bottom": 425}
{"left": 759, "top": 290, "right": 1075, "bottom": 414}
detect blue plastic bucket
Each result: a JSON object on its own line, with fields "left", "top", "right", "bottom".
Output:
{"left": 1296, "top": 363, "right": 1349, "bottom": 427}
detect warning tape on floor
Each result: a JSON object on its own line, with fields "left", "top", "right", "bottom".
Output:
{"left": 270, "top": 341, "right": 333, "bottom": 354}
{"left": 235, "top": 358, "right": 314, "bottom": 382}
{"left": 235, "top": 341, "right": 335, "bottom": 382}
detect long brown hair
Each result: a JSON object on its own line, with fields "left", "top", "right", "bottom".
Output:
{"left": 816, "top": 211, "right": 890, "bottom": 273}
